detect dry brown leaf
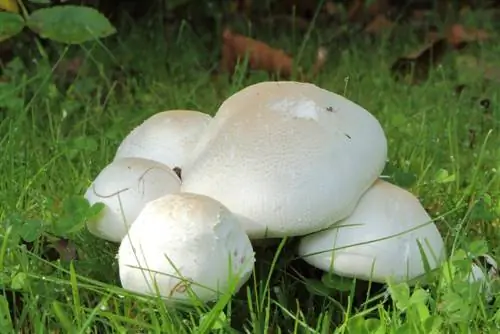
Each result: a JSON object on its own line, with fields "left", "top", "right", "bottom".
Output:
{"left": 221, "top": 28, "right": 327, "bottom": 80}
{"left": 221, "top": 28, "right": 294, "bottom": 77}
{"left": 423, "top": 24, "right": 490, "bottom": 49}
{"left": 364, "top": 14, "right": 394, "bottom": 34}
{"left": 402, "top": 34, "right": 446, "bottom": 59}
{"left": 447, "top": 24, "right": 489, "bottom": 47}
{"left": 391, "top": 37, "right": 448, "bottom": 84}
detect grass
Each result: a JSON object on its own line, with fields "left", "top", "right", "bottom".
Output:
{"left": 1, "top": 8, "right": 500, "bottom": 333}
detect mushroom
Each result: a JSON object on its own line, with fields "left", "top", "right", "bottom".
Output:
{"left": 118, "top": 192, "right": 255, "bottom": 304}
{"left": 181, "top": 81, "right": 387, "bottom": 239}
{"left": 297, "top": 179, "right": 446, "bottom": 284}
{"left": 84, "top": 157, "right": 181, "bottom": 242}
{"left": 114, "top": 110, "right": 212, "bottom": 174}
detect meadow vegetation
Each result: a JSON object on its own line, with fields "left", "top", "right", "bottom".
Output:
{"left": 0, "top": 1, "right": 500, "bottom": 332}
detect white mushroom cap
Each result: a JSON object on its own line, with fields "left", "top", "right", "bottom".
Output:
{"left": 114, "top": 110, "right": 212, "bottom": 170}
{"left": 181, "top": 81, "right": 387, "bottom": 238}
{"left": 298, "top": 179, "right": 446, "bottom": 284}
{"left": 84, "top": 157, "right": 181, "bottom": 242}
{"left": 118, "top": 192, "right": 255, "bottom": 304}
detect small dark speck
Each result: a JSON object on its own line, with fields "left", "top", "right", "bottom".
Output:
{"left": 480, "top": 99, "right": 490, "bottom": 110}
{"left": 173, "top": 167, "right": 182, "bottom": 180}
{"left": 344, "top": 133, "right": 351, "bottom": 139}
{"left": 326, "top": 106, "right": 334, "bottom": 112}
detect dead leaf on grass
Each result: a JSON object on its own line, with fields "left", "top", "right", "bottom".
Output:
{"left": 422, "top": 23, "right": 490, "bottom": 49}
{"left": 221, "top": 28, "right": 294, "bottom": 78}
{"left": 221, "top": 28, "right": 328, "bottom": 80}
{"left": 446, "top": 24, "right": 489, "bottom": 48}
{"left": 391, "top": 36, "right": 448, "bottom": 84}
{"left": 390, "top": 22, "right": 490, "bottom": 85}
{"left": 364, "top": 14, "right": 394, "bottom": 34}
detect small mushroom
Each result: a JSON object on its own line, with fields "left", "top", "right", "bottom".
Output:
{"left": 181, "top": 81, "right": 387, "bottom": 239}
{"left": 84, "top": 157, "right": 181, "bottom": 242}
{"left": 118, "top": 193, "right": 255, "bottom": 304}
{"left": 298, "top": 179, "right": 446, "bottom": 284}
{"left": 114, "top": 110, "right": 212, "bottom": 172}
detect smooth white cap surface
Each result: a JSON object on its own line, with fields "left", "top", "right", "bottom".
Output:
{"left": 118, "top": 193, "right": 255, "bottom": 304}
{"left": 114, "top": 110, "right": 212, "bottom": 169}
{"left": 84, "top": 157, "right": 181, "bottom": 242}
{"left": 181, "top": 81, "right": 387, "bottom": 238}
{"left": 298, "top": 179, "right": 446, "bottom": 284}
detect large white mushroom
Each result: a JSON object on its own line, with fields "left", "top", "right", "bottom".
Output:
{"left": 118, "top": 193, "right": 255, "bottom": 304}
{"left": 84, "top": 157, "right": 181, "bottom": 242}
{"left": 181, "top": 81, "right": 388, "bottom": 239}
{"left": 114, "top": 110, "right": 212, "bottom": 173}
{"left": 298, "top": 179, "right": 446, "bottom": 284}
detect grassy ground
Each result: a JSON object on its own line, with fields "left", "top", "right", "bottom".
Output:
{"left": 1, "top": 10, "right": 500, "bottom": 333}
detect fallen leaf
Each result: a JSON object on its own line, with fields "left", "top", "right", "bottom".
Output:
{"left": 447, "top": 24, "right": 489, "bottom": 48}
{"left": 391, "top": 36, "right": 448, "bottom": 84}
{"left": 221, "top": 28, "right": 327, "bottom": 80}
{"left": 364, "top": 14, "right": 394, "bottom": 34}
{"left": 221, "top": 28, "right": 294, "bottom": 78}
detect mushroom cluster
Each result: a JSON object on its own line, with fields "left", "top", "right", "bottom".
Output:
{"left": 83, "top": 81, "right": 490, "bottom": 305}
